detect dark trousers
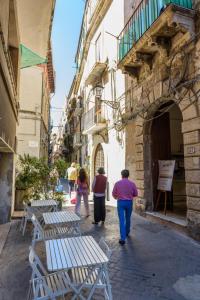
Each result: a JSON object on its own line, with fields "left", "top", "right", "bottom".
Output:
{"left": 94, "top": 195, "right": 106, "bottom": 223}
{"left": 68, "top": 180, "right": 75, "bottom": 197}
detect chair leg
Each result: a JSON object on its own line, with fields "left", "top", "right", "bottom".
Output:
{"left": 26, "top": 282, "right": 32, "bottom": 300}
{"left": 104, "top": 268, "right": 112, "bottom": 300}
{"left": 22, "top": 217, "right": 27, "bottom": 236}
{"left": 20, "top": 217, "right": 24, "bottom": 232}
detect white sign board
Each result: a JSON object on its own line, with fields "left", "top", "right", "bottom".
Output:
{"left": 28, "top": 141, "right": 39, "bottom": 148}
{"left": 157, "top": 160, "right": 175, "bottom": 192}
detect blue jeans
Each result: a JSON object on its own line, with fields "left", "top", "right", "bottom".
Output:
{"left": 117, "top": 200, "right": 133, "bottom": 241}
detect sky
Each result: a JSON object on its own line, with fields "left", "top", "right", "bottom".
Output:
{"left": 51, "top": 0, "right": 85, "bottom": 131}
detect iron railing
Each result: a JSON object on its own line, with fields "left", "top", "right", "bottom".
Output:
{"left": 118, "top": 0, "right": 193, "bottom": 62}
{"left": 82, "top": 106, "right": 106, "bottom": 132}
{"left": 73, "top": 132, "right": 82, "bottom": 147}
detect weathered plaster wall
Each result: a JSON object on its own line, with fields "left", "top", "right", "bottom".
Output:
{"left": 0, "top": 153, "right": 14, "bottom": 223}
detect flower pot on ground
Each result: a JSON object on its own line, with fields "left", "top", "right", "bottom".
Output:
{"left": 15, "top": 189, "right": 28, "bottom": 211}
{"left": 15, "top": 154, "right": 50, "bottom": 210}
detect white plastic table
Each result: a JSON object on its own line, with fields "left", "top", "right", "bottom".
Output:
{"left": 31, "top": 200, "right": 57, "bottom": 212}
{"left": 31, "top": 200, "right": 57, "bottom": 207}
{"left": 43, "top": 211, "right": 81, "bottom": 236}
{"left": 45, "top": 236, "right": 112, "bottom": 299}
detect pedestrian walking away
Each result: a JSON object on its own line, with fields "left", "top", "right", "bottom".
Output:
{"left": 112, "top": 169, "right": 138, "bottom": 245}
{"left": 92, "top": 167, "right": 107, "bottom": 225}
{"left": 75, "top": 168, "right": 90, "bottom": 217}
{"left": 66, "top": 162, "right": 77, "bottom": 197}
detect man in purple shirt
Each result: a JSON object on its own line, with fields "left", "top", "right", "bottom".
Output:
{"left": 112, "top": 169, "right": 138, "bottom": 245}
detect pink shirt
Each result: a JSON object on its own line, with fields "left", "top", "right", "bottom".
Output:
{"left": 112, "top": 178, "right": 138, "bottom": 200}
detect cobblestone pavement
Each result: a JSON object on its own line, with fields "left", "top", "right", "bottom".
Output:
{"left": 0, "top": 205, "right": 200, "bottom": 300}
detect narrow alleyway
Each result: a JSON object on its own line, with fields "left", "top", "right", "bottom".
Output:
{"left": 0, "top": 206, "right": 200, "bottom": 300}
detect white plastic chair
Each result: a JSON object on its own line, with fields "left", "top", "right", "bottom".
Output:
{"left": 20, "top": 203, "right": 33, "bottom": 236}
{"left": 27, "top": 247, "right": 71, "bottom": 300}
{"left": 31, "top": 214, "right": 78, "bottom": 245}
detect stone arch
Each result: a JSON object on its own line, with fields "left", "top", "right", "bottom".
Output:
{"left": 90, "top": 135, "right": 106, "bottom": 184}
{"left": 134, "top": 88, "right": 200, "bottom": 231}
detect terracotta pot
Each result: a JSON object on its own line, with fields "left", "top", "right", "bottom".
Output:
{"left": 15, "top": 189, "right": 27, "bottom": 211}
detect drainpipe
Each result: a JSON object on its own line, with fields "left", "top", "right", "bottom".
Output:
{"left": 79, "top": 114, "right": 82, "bottom": 166}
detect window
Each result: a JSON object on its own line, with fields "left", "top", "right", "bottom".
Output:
{"left": 94, "top": 144, "right": 104, "bottom": 175}
{"left": 95, "top": 34, "right": 101, "bottom": 62}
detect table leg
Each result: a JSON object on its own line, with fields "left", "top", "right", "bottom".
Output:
{"left": 104, "top": 265, "right": 112, "bottom": 300}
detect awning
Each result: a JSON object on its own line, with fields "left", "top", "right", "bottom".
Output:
{"left": 20, "top": 44, "right": 47, "bottom": 69}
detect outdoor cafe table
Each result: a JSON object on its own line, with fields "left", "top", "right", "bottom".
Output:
{"left": 42, "top": 211, "right": 81, "bottom": 236}
{"left": 31, "top": 200, "right": 57, "bottom": 212}
{"left": 45, "top": 235, "right": 112, "bottom": 299}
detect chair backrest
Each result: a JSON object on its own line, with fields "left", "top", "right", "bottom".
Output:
{"left": 29, "top": 247, "right": 52, "bottom": 298}
{"left": 26, "top": 205, "right": 33, "bottom": 218}
{"left": 31, "top": 214, "right": 43, "bottom": 239}
{"left": 99, "top": 237, "right": 112, "bottom": 259}
{"left": 29, "top": 246, "right": 47, "bottom": 278}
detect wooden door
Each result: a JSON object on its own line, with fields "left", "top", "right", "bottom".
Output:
{"left": 94, "top": 144, "right": 104, "bottom": 175}
{"left": 151, "top": 112, "right": 171, "bottom": 208}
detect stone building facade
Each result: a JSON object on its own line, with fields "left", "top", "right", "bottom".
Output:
{"left": 0, "top": 0, "right": 20, "bottom": 223}
{"left": 118, "top": 0, "right": 200, "bottom": 239}
{"left": 66, "top": 0, "right": 200, "bottom": 239}
{"left": 0, "top": 0, "right": 55, "bottom": 224}
{"left": 67, "top": 0, "right": 125, "bottom": 203}
{"left": 16, "top": 1, "right": 55, "bottom": 160}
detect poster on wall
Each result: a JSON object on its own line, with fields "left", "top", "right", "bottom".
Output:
{"left": 157, "top": 160, "right": 175, "bottom": 191}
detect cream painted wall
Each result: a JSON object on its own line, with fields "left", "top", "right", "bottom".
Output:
{"left": 77, "top": 0, "right": 125, "bottom": 205}
{"left": 19, "top": 67, "right": 43, "bottom": 111}
{"left": 17, "top": 66, "right": 43, "bottom": 158}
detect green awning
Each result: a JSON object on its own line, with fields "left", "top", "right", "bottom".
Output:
{"left": 20, "top": 44, "right": 47, "bottom": 68}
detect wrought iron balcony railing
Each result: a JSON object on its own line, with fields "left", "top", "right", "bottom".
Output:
{"left": 118, "top": 0, "right": 193, "bottom": 62}
{"left": 82, "top": 106, "right": 107, "bottom": 134}
{"left": 73, "top": 132, "right": 82, "bottom": 148}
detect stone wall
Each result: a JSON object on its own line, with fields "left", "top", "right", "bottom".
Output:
{"left": 124, "top": 2, "right": 200, "bottom": 239}
{"left": 0, "top": 153, "right": 14, "bottom": 223}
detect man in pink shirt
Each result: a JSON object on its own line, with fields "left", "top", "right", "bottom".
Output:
{"left": 112, "top": 169, "right": 138, "bottom": 245}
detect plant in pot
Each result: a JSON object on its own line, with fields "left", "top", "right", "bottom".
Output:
{"left": 15, "top": 155, "right": 50, "bottom": 210}
{"left": 15, "top": 155, "right": 38, "bottom": 210}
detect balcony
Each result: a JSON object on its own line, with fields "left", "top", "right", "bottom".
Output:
{"left": 82, "top": 106, "right": 107, "bottom": 135}
{"left": 74, "top": 97, "right": 83, "bottom": 116}
{"left": 118, "top": 0, "right": 194, "bottom": 75}
{"left": 73, "top": 132, "right": 82, "bottom": 148}
{"left": 74, "top": 0, "right": 112, "bottom": 93}
{"left": 85, "top": 61, "right": 107, "bottom": 86}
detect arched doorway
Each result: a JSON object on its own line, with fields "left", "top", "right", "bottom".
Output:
{"left": 150, "top": 102, "right": 186, "bottom": 218}
{"left": 94, "top": 144, "right": 104, "bottom": 175}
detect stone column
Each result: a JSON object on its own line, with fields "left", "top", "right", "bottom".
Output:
{"left": 182, "top": 124, "right": 200, "bottom": 239}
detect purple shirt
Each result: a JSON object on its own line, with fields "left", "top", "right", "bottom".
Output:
{"left": 112, "top": 178, "right": 138, "bottom": 200}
